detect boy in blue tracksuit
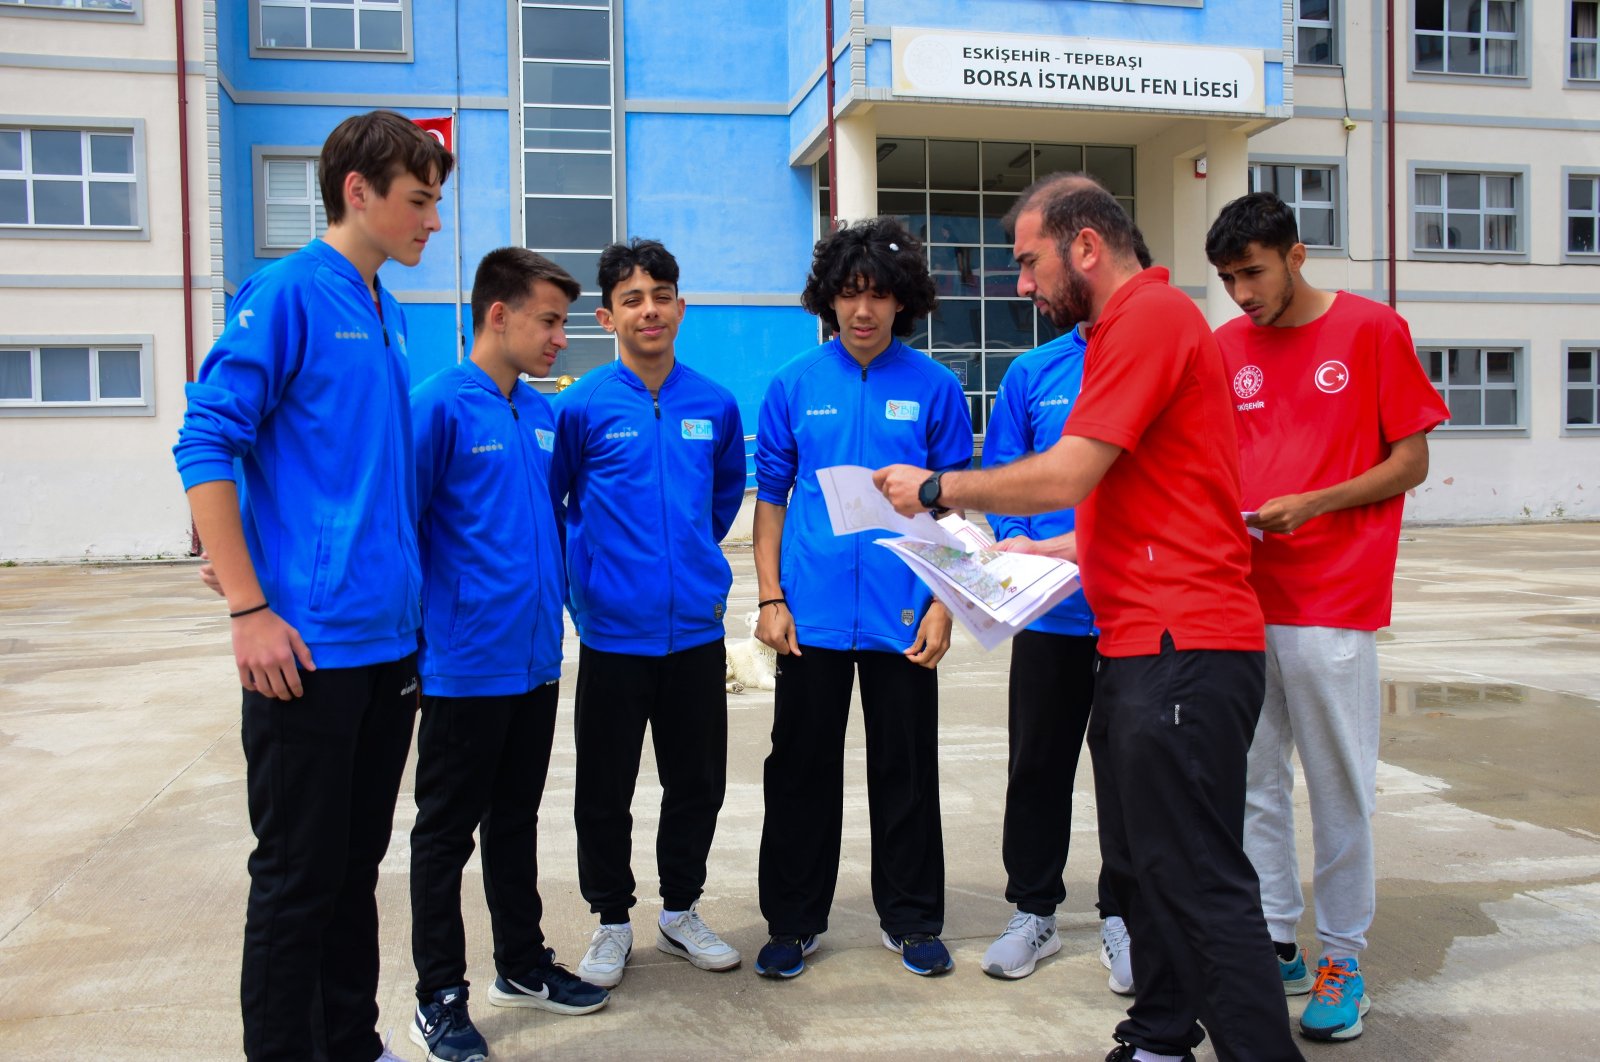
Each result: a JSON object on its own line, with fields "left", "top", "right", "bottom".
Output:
{"left": 172, "top": 111, "right": 452, "bottom": 1062}
{"left": 977, "top": 223, "right": 1152, "bottom": 989}
{"left": 551, "top": 239, "right": 747, "bottom": 989}
{"left": 406, "top": 249, "right": 608, "bottom": 1062}
{"left": 752, "top": 217, "right": 973, "bottom": 980}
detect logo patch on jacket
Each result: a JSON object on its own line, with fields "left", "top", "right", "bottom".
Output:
{"left": 471, "top": 440, "right": 505, "bottom": 455}
{"left": 681, "top": 418, "right": 713, "bottom": 440}
{"left": 885, "top": 400, "right": 921, "bottom": 421}
{"left": 714, "top": 602, "right": 725, "bottom": 620}
{"left": 901, "top": 609, "right": 915, "bottom": 625}
{"left": 535, "top": 428, "right": 554, "bottom": 451}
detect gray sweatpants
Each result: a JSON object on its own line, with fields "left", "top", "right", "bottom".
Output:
{"left": 1244, "top": 625, "right": 1379, "bottom": 961}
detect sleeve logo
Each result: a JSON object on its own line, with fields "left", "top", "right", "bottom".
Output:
{"left": 535, "top": 428, "right": 555, "bottom": 452}
{"left": 885, "top": 399, "right": 921, "bottom": 421}
{"left": 681, "top": 418, "right": 714, "bottom": 440}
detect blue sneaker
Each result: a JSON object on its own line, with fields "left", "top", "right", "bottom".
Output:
{"left": 409, "top": 985, "right": 487, "bottom": 1062}
{"left": 1279, "top": 944, "right": 1313, "bottom": 995}
{"left": 488, "top": 948, "right": 609, "bottom": 1015}
{"left": 1298, "top": 955, "right": 1371, "bottom": 1041}
{"left": 754, "top": 934, "right": 819, "bottom": 978}
{"left": 880, "top": 930, "right": 954, "bottom": 976}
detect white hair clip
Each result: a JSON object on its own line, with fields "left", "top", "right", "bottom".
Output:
{"left": 888, "top": 242, "right": 900, "bottom": 251}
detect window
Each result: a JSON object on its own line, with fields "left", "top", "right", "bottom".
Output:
{"left": 1415, "top": 0, "right": 1522, "bottom": 77}
{"left": 1567, "top": 347, "right": 1600, "bottom": 428}
{"left": 520, "top": 0, "right": 616, "bottom": 378}
{"left": 0, "top": 0, "right": 137, "bottom": 15}
{"left": 0, "top": 125, "right": 140, "bottom": 232}
{"left": 1420, "top": 346, "right": 1521, "bottom": 428}
{"left": 1567, "top": 173, "right": 1600, "bottom": 257}
{"left": 253, "top": 0, "right": 407, "bottom": 56}
{"left": 822, "top": 137, "right": 1135, "bottom": 434}
{"left": 1574, "top": 2, "right": 1599, "bottom": 80}
{"left": 1413, "top": 169, "right": 1520, "bottom": 254}
{"left": 1250, "top": 163, "right": 1339, "bottom": 247}
{"left": 1296, "top": 0, "right": 1338, "bottom": 65}
{"left": 0, "top": 339, "right": 153, "bottom": 416}
{"left": 254, "top": 151, "right": 326, "bottom": 256}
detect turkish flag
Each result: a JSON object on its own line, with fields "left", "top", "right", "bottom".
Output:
{"left": 413, "top": 115, "right": 454, "bottom": 154}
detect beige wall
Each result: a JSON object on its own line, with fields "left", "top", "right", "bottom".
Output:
{"left": 0, "top": 2, "right": 208, "bottom": 561}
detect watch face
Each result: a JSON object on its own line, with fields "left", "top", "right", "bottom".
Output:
{"left": 918, "top": 473, "right": 940, "bottom": 508}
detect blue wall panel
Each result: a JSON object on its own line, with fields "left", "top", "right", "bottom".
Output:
{"left": 625, "top": 1, "right": 788, "bottom": 102}
{"left": 861, "top": 0, "right": 1283, "bottom": 50}
{"left": 624, "top": 113, "right": 815, "bottom": 296}
{"left": 675, "top": 304, "right": 820, "bottom": 428}
{"left": 399, "top": 302, "right": 463, "bottom": 385}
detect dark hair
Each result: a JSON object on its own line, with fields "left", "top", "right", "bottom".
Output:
{"left": 470, "top": 248, "right": 580, "bottom": 336}
{"left": 320, "top": 110, "right": 455, "bottom": 225}
{"left": 800, "top": 216, "right": 937, "bottom": 335}
{"left": 1002, "top": 172, "right": 1140, "bottom": 264}
{"left": 1204, "top": 192, "right": 1300, "bottom": 265}
{"left": 596, "top": 238, "right": 680, "bottom": 309}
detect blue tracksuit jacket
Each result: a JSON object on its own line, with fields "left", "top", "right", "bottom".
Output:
{"left": 983, "top": 328, "right": 1096, "bottom": 637}
{"left": 412, "top": 359, "right": 564, "bottom": 697}
{"left": 756, "top": 337, "right": 974, "bottom": 653}
{"left": 172, "top": 238, "right": 420, "bottom": 668}
{"left": 551, "top": 358, "right": 745, "bottom": 656}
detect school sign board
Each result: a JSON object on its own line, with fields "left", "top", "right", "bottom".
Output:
{"left": 892, "top": 27, "right": 1266, "bottom": 116}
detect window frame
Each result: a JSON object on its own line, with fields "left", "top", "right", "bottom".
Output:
{"left": 1410, "top": 0, "right": 1529, "bottom": 86}
{"left": 252, "top": 145, "right": 327, "bottom": 259}
{"left": 0, "top": 0, "right": 141, "bottom": 22}
{"left": 1408, "top": 161, "right": 1529, "bottom": 263}
{"left": 0, "top": 116, "right": 149, "bottom": 241}
{"left": 1562, "top": 342, "right": 1600, "bottom": 434}
{"left": 1294, "top": 0, "right": 1342, "bottom": 68}
{"left": 1248, "top": 155, "right": 1346, "bottom": 253}
{"left": 1416, "top": 341, "right": 1528, "bottom": 436}
{"left": 0, "top": 335, "right": 155, "bottom": 418}
{"left": 249, "top": 0, "right": 413, "bottom": 63}
{"left": 1571, "top": 1, "right": 1600, "bottom": 86}
{"left": 1562, "top": 168, "right": 1600, "bottom": 264}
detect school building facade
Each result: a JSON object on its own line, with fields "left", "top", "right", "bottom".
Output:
{"left": 1, "top": 0, "right": 1596, "bottom": 560}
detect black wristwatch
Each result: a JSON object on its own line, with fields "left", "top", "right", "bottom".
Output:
{"left": 916, "top": 471, "right": 945, "bottom": 511}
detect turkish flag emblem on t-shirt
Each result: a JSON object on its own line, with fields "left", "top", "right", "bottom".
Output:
{"left": 412, "top": 115, "right": 454, "bottom": 154}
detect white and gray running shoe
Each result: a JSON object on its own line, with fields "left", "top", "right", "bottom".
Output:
{"left": 982, "top": 910, "right": 1061, "bottom": 980}
{"left": 657, "top": 905, "right": 742, "bottom": 971}
{"left": 577, "top": 922, "right": 633, "bottom": 988}
{"left": 1100, "top": 915, "right": 1135, "bottom": 996}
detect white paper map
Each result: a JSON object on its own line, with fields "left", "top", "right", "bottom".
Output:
{"left": 816, "top": 465, "right": 1081, "bottom": 651}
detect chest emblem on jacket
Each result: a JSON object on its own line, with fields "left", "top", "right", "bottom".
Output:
{"left": 885, "top": 399, "right": 921, "bottom": 421}
{"left": 1233, "top": 365, "right": 1264, "bottom": 400}
{"left": 1314, "top": 360, "right": 1349, "bottom": 394}
{"left": 471, "top": 440, "right": 505, "bottom": 455}
{"left": 681, "top": 418, "right": 713, "bottom": 441}
{"left": 1039, "top": 395, "right": 1073, "bottom": 409}
{"left": 535, "top": 429, "right": 554, "bottom": 452}
{"left": 805, "top": 404, "right": 838, "bottom": 416}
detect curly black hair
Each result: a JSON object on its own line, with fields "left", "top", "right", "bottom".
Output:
{"left": 597, "top": 237, "right": 680, "bottom": 309}
{"left": 800, "top": 217, "right": 937, "bottom": 336}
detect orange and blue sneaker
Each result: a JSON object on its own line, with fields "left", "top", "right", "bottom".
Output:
{"left": 1298, "top": 955, "right": 1371, "bottom": 1041}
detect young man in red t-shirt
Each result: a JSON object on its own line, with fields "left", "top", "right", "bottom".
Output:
{"left": 877, "top": 176, "right": 1302, "bottom": 1062}
{"left": 1207, "top": 193, "right": 1449, "bottom": 1044}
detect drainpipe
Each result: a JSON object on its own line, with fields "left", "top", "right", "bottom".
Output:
{"left": 1386, "top": 0, "right": 1397, "bottom": 309}
{"left": 825, "top": 0, "right": 838, "bottom": 232}
{"left": 175, "top": 0, "right": 201, "bottom": 554}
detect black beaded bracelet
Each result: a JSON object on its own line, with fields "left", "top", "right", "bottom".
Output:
{"left": 229, "top": 602, "right": 270, "bottom": 619}
{"left": 758, "top": 597, "right": 787, "bottom": 609}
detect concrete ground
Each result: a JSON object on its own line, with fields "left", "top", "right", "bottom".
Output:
{"left": 0, "top": 522, "right": 1597, "bottom": 1061}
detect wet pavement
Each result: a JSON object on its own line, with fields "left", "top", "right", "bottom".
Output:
{"left": 0, "top": 522, "right": 1596, "bottom": 1060}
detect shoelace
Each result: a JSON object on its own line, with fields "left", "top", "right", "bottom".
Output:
{"left": 673, "top": 910, "right": 723, "bottom": 948}
{"left": 1309, "top": 960, "right": 1354, "bottom": 1005}
{"left": 1003, "top": 911, "right": 1038, "bottom": 938}
{"left": 590, "top": 925, "right": 630, "bottom": 962}
{"left": 1102, "top": 919, "right": 1130, "bottom": 958}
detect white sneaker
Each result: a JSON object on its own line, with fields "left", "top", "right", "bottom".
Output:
{"left": 656, "top": 904, "right": 742, "bottom": 971}
{"left": 1100, "top": 915, "right": 1134, "bottom": 995}
{"left": 981, "top": 910, "right": 1062, "bottom": 980}
{"left": 577, "top": 922, "right": 633, "bottom": 988}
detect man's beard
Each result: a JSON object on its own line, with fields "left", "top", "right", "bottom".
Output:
{"left": 1042, "top": 261, "right": 1093, "bottom": 330}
